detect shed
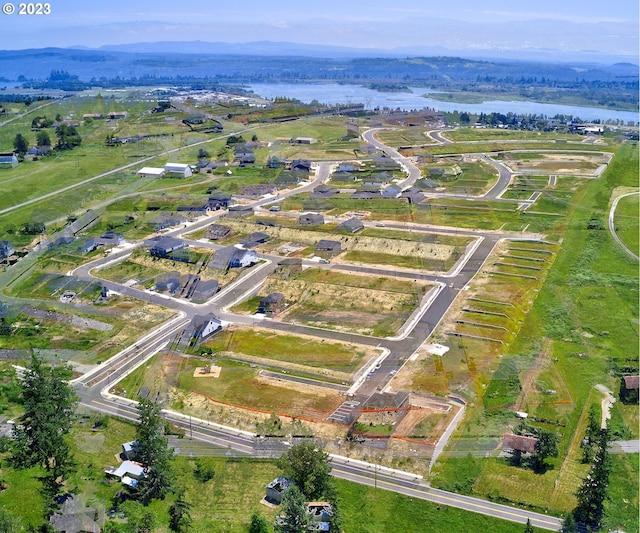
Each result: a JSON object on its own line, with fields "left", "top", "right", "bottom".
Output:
{"left": 0, "top": 153, "right": 19, "bottom": 169}
{"left": 164, "top": 163, "right": 193, "bottom": 178}
{"left": 620, "top": 375, "right": 640, "bottom": 404}
{"left": 137, "top": 166, "right": 166, "bottom": 178}
{"left": 121, "top": 441, "right": 138, "bottom": 461}
{"left": 265, "top": 476, "right": 292, "bottom": 504}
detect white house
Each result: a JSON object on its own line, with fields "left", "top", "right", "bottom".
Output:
{"left": 105, "top": 460, "right": 145, "bottom": 488}
{"left": 164, "top": 163, "right": 193, "bottom": 178}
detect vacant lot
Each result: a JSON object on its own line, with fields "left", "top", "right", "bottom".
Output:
{"left": 252, "top": 268, "right": 432, "bottom": 337}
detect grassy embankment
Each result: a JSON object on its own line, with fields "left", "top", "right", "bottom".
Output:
{"left": 430, "top": 143, "right": 639, "bottom": 531}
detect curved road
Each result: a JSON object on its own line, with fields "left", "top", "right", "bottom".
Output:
{"left": 608, "top": 191, "right": 639, "bottom": 261}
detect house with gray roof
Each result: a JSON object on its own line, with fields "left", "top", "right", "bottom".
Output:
{"left": 183, "top": 313, "right": 222, "bottom": 345}
{"left": 241, "top": 232, "right": 270, "bottom": 248}
{"left": 206, "top": 224, "right": 232, "bottom": 240}
{"left": 191, "top": 279, "right": 220, "bottom": 301}
{"left": 337, "top": 217, "right": 364, "bottom": 233}
{"left": 298, "top": 213, "right": 324, "bottom": 226}
{"left": 381, "top": 184, "right": 403, "bottom": 199}
{"left": 316, "top": 240, "right": 342, "bottom": 256}
{"left": 265, "top": 476, "right": 293, "bottom": 504}
{"left": 258, "top": 293, "right": 286, "bottom": 316}
{"left": 145, "top": 236, "right": 189, "bottom": 258}
{"left": 209, "top": 246, "right": 258, "bottom": 270}
{"left": 151, "top": 212, "right": 187, "bottom": 232}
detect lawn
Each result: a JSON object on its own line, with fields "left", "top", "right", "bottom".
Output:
{"left": 614, "top": 192, "right": 640, "bottom": 257}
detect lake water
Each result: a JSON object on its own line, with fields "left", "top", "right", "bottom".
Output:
{"left": 248, "top": 83, "right": 639, "bottom": 124}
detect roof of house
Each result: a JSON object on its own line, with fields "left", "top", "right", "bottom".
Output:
{"left": 316, "top": 239, "right": 341, "bottom": 251}
{"left": 207, "top": 224, "right": 232, "bottom": 239}
{"left": 266, "top": 476, "right": 292, "bottom": 493}
{"left": 502, "top": 434, "right": 538, "bottom": 453}
{"left": 299, "top": 212, "right": 324, "bottom": 224}
{"left": 623, "top": 375, "right": 640, "bottom": 390}
{"left": 337, "top": 217, "right": 364, "bottom": 233}
{"left": 107, "top": 460, "right": 145, "bottom": 480}
{"left": 241, "top": 232, "right": 270, "bottom": 247}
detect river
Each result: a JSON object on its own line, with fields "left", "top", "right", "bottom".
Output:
{"left": 248, "top": 83, "right": 639, "bottom": 124}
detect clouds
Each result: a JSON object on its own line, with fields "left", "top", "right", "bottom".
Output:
{"left": 0, "top": 0, "right": 637, "bottom": 60}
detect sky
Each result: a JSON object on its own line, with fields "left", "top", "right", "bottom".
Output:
{"left": 0, "top": 0, "right": 637, "bottom": 60}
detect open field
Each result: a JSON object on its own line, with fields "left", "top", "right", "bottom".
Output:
{"left": 442, "top": 128, "right": 588, "bottom": 143}
{"left": 429, "top": 142, "right": 638, "bottom": 530}
{"left": 613, "top": 191, "right": 640, "bottom": 256}
{"left": 249, "top": 268, "right": 432, "bottom": 337}
{"left": 115, "top": 353, "right": 345, "bottom": 423}
{"left": 198, "top": 327, "right": 374, "bottom": 375}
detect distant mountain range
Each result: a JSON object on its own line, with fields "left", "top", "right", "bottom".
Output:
{"left": 0, "top": 42, "right": 637, "bottom": 91}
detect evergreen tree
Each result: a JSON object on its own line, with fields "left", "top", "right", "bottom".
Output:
{"left": 169, "top": 493, "right": 193, "bottom": 532}
{"left": 13, "top": 133, "right": 28, "bottom": 155}
{"left": 560, "top": 513, "right": 579, "bottom": 533}
{"left": 573, "top": 430, "right": 611, "bottom": 531}
{"left": 524, "top": 518, "right": 534, "bottom": 533}
{"left": 275, "top": 485, "right": 311, "bottom": 533}
{"left": 10, "top": 354, "right": 77, "bottom": 493}
{"left": 248, "top": 512, "right": 270, "bottom": 533}
{"left": 134, "top": 398, "right": 174, "bottom": 503}
{"left": 276, "top": 443, "right": 331, "bottom": 501}
{"left": 36, "top": 130, "right": 51, "bottom": 146}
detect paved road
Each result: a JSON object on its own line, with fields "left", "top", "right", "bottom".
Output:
{"left": 608, "top": 191, "right": 639, "bottom": 261}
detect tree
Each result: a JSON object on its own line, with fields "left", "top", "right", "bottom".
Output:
{"left": 275, "top": 485, "right": 311, "bottom": 533}
{"left": 524, "top": 518, "right": 534, "bottom": 533}
{"left": 169, "top": 493, "right": 193, "bottom": 532}
{"left": 36, "top": 130, "right": 51, "bottom": 147}
{"left": 560, "top": 513, "right": 579, "bottom": 533}
{"left": 533, "top": 428, "right": 559, "bottom": 471}
{"left": 13, "top": 133, "right": 28, "bottom": 155}
{"left": 248, "top": 512, "right": 270, "bottom": 533}
{"left": 582, "top": 405, "right": 600, "bottom": 463}
{"left": 10, "top": 354, "right": 77, "bottom": 493}
{"left": 459, "top": 112, "right": 471, "bottom": 123}
{"left": 0, "top": 509, "right": 22, "bottom": 533}
{"left": 573, "top": 430, "right": 611, "bottom": 531}
{"left": 276, "top": 443, "right": 332, "bottom": 501}
{"left": 55, "top": 124, "right": 81, "bottom": 150}
{"left": 134, "top": 398, "right": 174, "bottom": 503}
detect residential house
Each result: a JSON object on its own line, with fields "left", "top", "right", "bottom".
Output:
{"left": 265, "top": 476, "right": 293, "bottom": 504}
{"left": 303, "top": 199, "right": 332, "bottom": 211}
{"left": 311, "top": 185, "right": 338, "bottom": 198}
{"left": 226, "top": 206, "right": 254, "bottom": 218}
{"left": 350, "top": 191, "right": 379, "bottom": 200}
{"left": 155, "top": 271, "right": 182, "bottom": 294}
{"left": 415, "top": 178, "right": 438, "bottom": 190}
{"left": 191, "top": 279, "right": 220, "bottom": 301}
{"left": 241, "top": 232, "right": 270, "bottom": 248}
{"left": 275, "top": 170, "right": 304, "bottom": 187}
{"left": 185, "top": 313, "right": 222, "bottom": 344}
{"left": 49, "top": 494, "right": 102, "bottom": 533}
{"left": 337, "top": 162, "right": 360, "bottom": 173}
{"left": 267, "top": 156, "right": 285, "bottom": 168}
{"left": 363, "top": 172, "right": 392, "bottom": 187}
{"left": 206, "top": 224, "right": 232, "bottom": 240}
{"left": 373, "top": 155, "right": 401, "bottom": 170}
{"left": 78, "top": 238, "right": 99, "bottom": 254}
{"left": 98, "top": 232, "right": 125, "bottom": 247}
{"left": 337, "top": 217, "right": 364, "bottom": 233}
{"left": 238, "top": 184, "right": 277, "bottom": 198}
{"left": 316, "top": 240, "right": 342, "bottom": 256}
{"left": 290, "top": 159, "right": 311, "bottom": 172}
{"left": 145, "top": 236, "right": 189, "bottom": 258}
{"left": 208, "top": 193, "right": 233, "bottom": 209}
{"left": 401, "top": 187, "right": 426, "bottom": 204}
{"left": 151, "top": 213, "right": 187, "bottom": 232}
{"left": 105, "top": 460, "right": 145, "bottom": 488}
{"left": 294, "top": 137, "right": 315, "bottom": 144}
{"left": 164, "top": 163, "right": 193, "bottom": 178}
{"left": 28, "top": 145, "right": 52, "bottom": 157}
{"left": 381, "top": 184, "right": 403, "bottom": 199}
{"left": 502, "top": 434, "right": 538, "bottom": 455}
{"left": 209, "top": 246, "right": 257, "bottom": 270}
{"left": 258, "top": 293, "right": 286, "bottom": 316}
{"left": 0, "top": 241, "right": 15, "bottom": 259}
{"left": 298, "top": 213, "right": 324, "bottom": 226}
{"left": 106, "top": 111, "right": 127, "bottom": 120}
{"left": 0, "top": 153, "right": 19, "bottom": 169}
{"left": 235, "top": 151, "right": 256, "bottom": 166}
{"left": 121, "top": 441, "right": 139, "bottom": 461}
